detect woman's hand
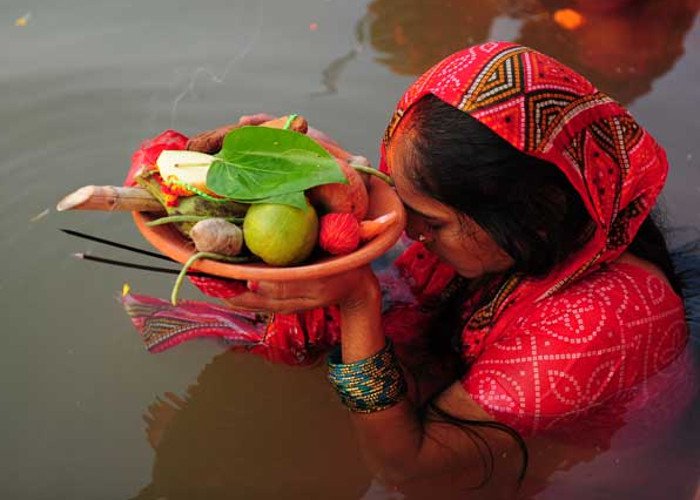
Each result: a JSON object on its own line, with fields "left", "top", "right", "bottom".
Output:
{"left": 222, "top": 265, "right": 380, "bottom": 314}
{"left": 186, "top": 113, "right": 276, "bottom": 153}
{"left": 236, "top": 113, "right": 276, "bottom": 126}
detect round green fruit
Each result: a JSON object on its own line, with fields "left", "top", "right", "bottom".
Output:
{"left": 243, "top": 201, "right": 319, "bottom": 266}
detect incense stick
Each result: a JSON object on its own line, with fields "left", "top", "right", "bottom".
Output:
{"left": 60, "top": 228, "right": 173, "bottom": 262}
{"left": 72, "top": 252, "right": 219, "bottom": 278}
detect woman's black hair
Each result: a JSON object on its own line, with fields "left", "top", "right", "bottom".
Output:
{"left": 628, "top": 215, "right": 683, "bottom": 294}
{"left": 426, "top": 402, "right": 529, "bottom": 487}
{"left": 392, "top": 94, "right": 682, "bottom": 489}
{"left": 396, "top": 94, "right": 680, "bottom": 290}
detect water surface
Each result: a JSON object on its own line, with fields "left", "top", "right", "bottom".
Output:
{"left": 1, "top": 0, "right": 699, "bottom": 498}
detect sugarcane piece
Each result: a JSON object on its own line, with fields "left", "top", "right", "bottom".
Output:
{"left": 56, "top": 185, "right": 164, "bottom": 213}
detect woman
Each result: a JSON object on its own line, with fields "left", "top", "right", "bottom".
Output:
{"left": 124, "top": 42, "right": 690, "bottom": 496}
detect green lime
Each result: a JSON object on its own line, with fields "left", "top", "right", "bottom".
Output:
{"left": 243, "top": 201, "right": 319, "bottom": 266}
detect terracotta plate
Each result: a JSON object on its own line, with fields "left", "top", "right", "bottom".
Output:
{"left": 133, "top": 175, "right": 406, "bottom": 281}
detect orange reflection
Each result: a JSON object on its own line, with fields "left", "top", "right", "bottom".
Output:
{"left": 552, "top": 8, "right": 584, "bottom": 30}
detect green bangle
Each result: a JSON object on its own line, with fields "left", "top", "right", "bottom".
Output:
{"left": 327, "top": 338, "right": 407, "bottom": 413}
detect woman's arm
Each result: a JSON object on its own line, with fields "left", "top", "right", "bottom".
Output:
{"left": 223, "top": 267, "right": 523, "bottom": 493}
{"left": 339, "top": 275, "right": 522, "bottom": 491}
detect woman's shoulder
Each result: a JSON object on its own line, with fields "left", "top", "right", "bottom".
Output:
{"left": 603, "top": 251, "right": 681, "bottom": 300}
{"left": 482, "top": 254, "right": 687, "bottom": 360}
{"left": 533, "top": 252, "right": 685, "bottom": 324}
{"left": 510, "top": 254, "right": 688, "bottom": 359}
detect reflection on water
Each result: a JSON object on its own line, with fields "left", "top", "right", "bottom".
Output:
{"left": 133, "top": 342, "right": 699, "bottom": 498}
{"left": 367, "top": 0, "right": 502, "bottom": 76}
{"left": 314, "top": 47, "right": 362, "bottom": 97}
{"left": 366, "top": 0, "right": 700, "bottom": 104}
{"left": 313, "top": 15, "right": 370, "bottom": 97}
{"left": 133, "top": 352, "right": 370, "bottom": 499}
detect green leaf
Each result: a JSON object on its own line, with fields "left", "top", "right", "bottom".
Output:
{"left": 206, "top": 126, "right": 347, "bottom": 201}
{"left": 251, "top": 191, "right": 308, "bottom": 210}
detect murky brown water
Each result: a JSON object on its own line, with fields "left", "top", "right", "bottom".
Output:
{"left": 2, "top": 0, "right": 699, "bottom": 498}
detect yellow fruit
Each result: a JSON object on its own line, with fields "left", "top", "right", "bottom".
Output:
{"left": 243, "top": 201, "right": 318, "bottom": 266}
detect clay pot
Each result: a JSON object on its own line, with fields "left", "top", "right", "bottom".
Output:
{"left": 133, "top": 141, "right": 405, "bottom": 281}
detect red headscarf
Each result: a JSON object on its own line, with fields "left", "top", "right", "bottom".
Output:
{"left": 380, "top": 40, "right": 668, "bottom": 327}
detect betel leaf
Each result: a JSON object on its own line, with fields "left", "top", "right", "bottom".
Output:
{"left": 206, "top": 126, "right": 347, "bottom": 205}
{"left": 255, "top": 191, "right": 308, "bottom": 210}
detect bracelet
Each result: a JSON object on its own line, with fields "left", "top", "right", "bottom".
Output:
{"left": 327, "top": 338, "right": 407, "bottom": 413}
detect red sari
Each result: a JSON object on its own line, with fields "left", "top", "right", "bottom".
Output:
{"left": 123, "top": 42, "right": 689, "bottom": 435}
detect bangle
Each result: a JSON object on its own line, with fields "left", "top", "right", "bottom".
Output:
{"left": 327, "top": 338, "right": 407, "bottom": 413}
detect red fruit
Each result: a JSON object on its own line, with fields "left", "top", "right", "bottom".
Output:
{"left": 319, "top": 213, "right": 360, "bottom": 255}
{"left": 126, "top": 129, "right": 189, "bottom": 186}
{"left": 308, "top": 160, "right": 369, "bottom": 221}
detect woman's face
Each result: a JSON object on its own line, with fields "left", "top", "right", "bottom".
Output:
{"left": 388, "top": 132, "right": 514, "bottom": 279}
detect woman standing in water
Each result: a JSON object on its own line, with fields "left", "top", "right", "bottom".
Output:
{"left": 219, "top": 42, "right": 688, "bottom": 495}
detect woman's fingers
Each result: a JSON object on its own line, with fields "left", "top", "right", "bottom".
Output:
{"left": 224, "top": 268, "right": 374, "bottom": 312}
{"left": 188, "top": 114, "right": 278, "bottom": 152}
{"left": 246, "top": 280, "right": 311, "bottom": 300}
{"left": 186, "top": 123, "right": 238, "bottom": 153}
{"left": 238, "top": 113, "right": 276, "bottom": 126}
{"left": 223, "top": 290, "right": 319, "bottom": 314}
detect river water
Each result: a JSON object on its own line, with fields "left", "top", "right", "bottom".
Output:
{"left": 1, "top": 0, "right": 699, "bottom": 498}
